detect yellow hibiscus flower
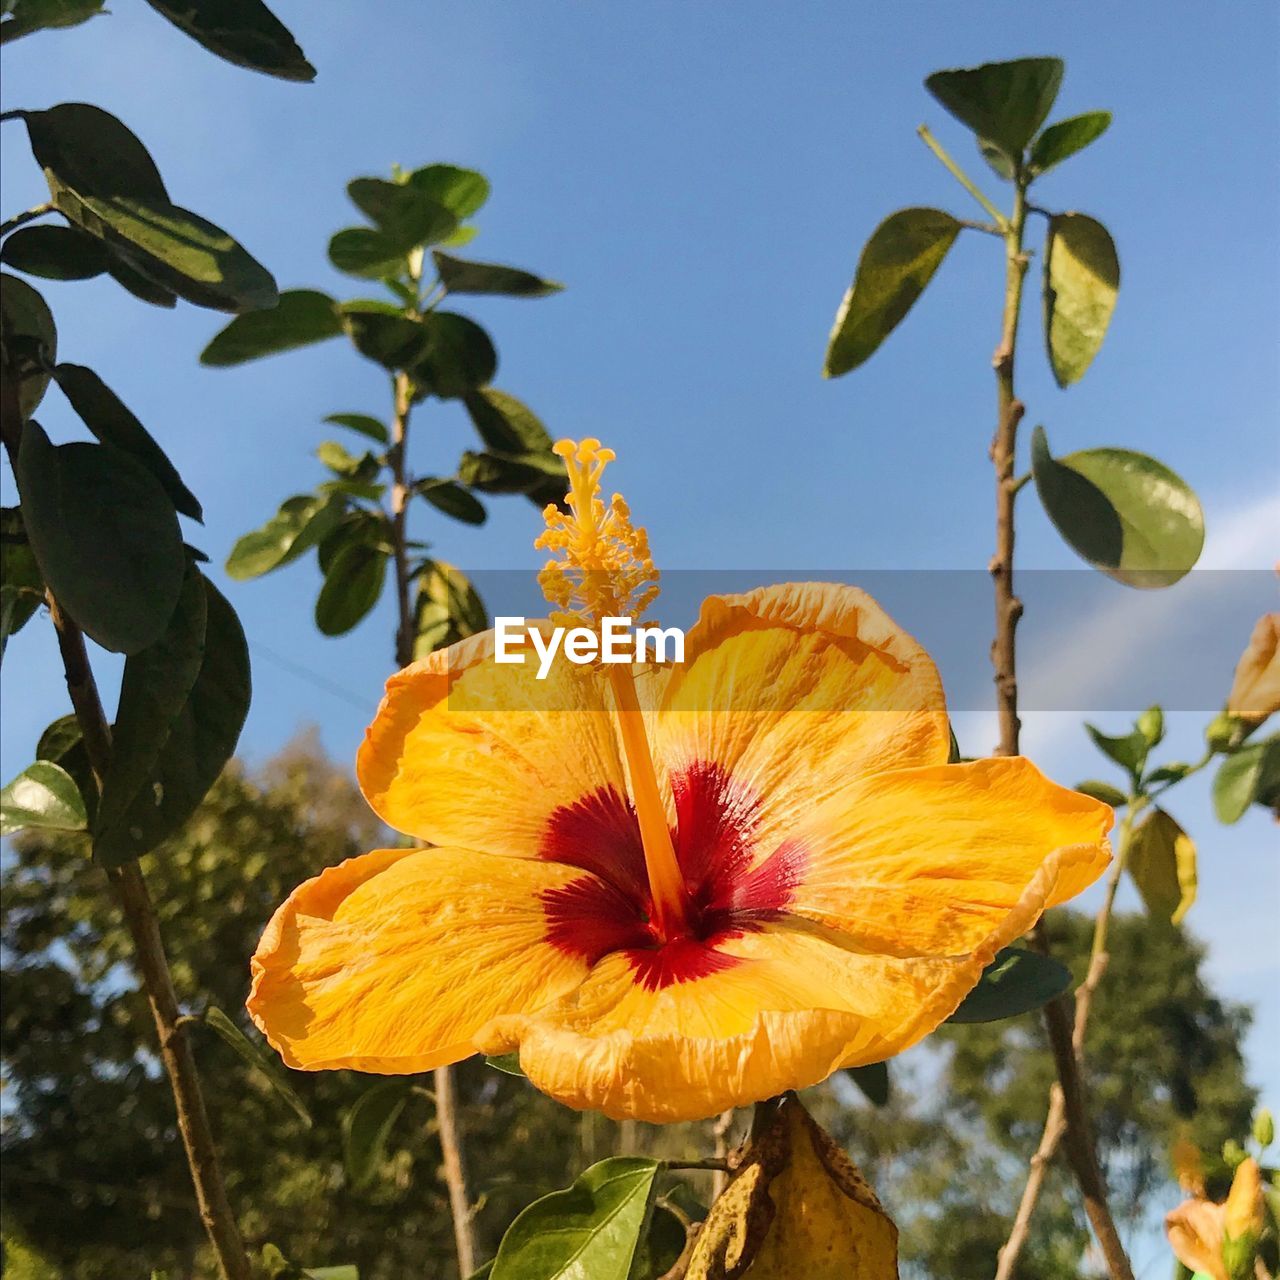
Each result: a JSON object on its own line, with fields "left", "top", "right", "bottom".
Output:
{"left": 248, "top": 439, "right": 1111, "bottom": 1122}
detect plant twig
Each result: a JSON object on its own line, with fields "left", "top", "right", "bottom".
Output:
{"left": 917, "top": 125, "right": 1009, "bottom": 230}
{"left": 0, "top": 201, "right": 53, "bottom": 238}
{"left": 985, "top": 177, "right": 1134, "bottom": 1280}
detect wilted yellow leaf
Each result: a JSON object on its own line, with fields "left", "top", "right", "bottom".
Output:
{"left": 1128, "top": 807, "right": 1197, "bottom": 925}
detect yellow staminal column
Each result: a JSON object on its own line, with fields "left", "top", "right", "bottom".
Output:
{"left": 537, "top": 437, "right": 688, "bottom": 939}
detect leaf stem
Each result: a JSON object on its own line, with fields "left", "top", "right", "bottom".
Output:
{"left": 0, "top": 201, "right": 53, "bottom": 238}
{"left": 917, "top": 125, "right": 1009, "bottom": 230}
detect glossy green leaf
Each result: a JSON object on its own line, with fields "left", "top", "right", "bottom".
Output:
{"left": 412, "top": 559, "right": 486, "bottom": 658}
{"left": 1074, "top": 779, "right": 1128, "bottom": 807}
{"left": 339, "top": 303, "right": 427, "bottom": 368}
{"left": 0, "top": 223, "right": 108, "bottom": 279}
{"left": 1043, "top": 213, "right": 1119, "bottom": 386}
{"left": 0, "top": 760, "right": 87, "bottom": 835}
{"left": 21, "top": 104, "right": 278, "bottom": 313}
{"left": 433, "top": 251, "right": 563, "bottom": 298}
{"left": 94, "top": 573, "right": 251, "bottom": 865}
{"left": 410, "top": 312, "right": 496, "bottom": 398}
{"left": 1031, "top": 425, "right": 1204, "bottom": 588}
{"left": 226, "top": 493, "right": 343, "bottom": 579}
{"left": 324, "top": 413, "right": 388, "bottom": 444}
{"left": 1213, "top": 737, "right": 1280, "bottom": 824}
{"left": 1029, "top": 111, "right": 1111, "bottom": 175}
{"left": 846, "top": 1060, "right": 890, "bottom": 1107}
{"left": 824, "top": 208, "right": 961, "bottom": 377}
{"left": 925, "top": 57, "right": 1063, "bottom": 158}
{"left": 2, "top": 0, "right": 104, "bottom": 39}
{"left": 0, "top": 505, "right": 44, "bottom": 660}
{"left": 491, "top": 1157, "right": 660, "bottom": 1280}
{"left": 345, "top": 179, "right": 457, "bottom": 250}
{"left": 52, "top": 363, "right": 202, "bottom": 519}
{"left": 1127, "top": 807, "right": 1196, "bottom": 925}
{"left": 343, "top": 1081, "right": 410, "bottom": 1191}
{"left": 315, "top": 541, "right": 387, "bottom": 635}
{"left": 34, "top": 713, "right": 95, "bottom": 823}
{"left": 417, "top": 478, "right": 486, "bottom": 525}
{"left": 1, "top": 272, "right": 57, "bottom": 414}
{"left": 200, "top": 290, "right": 342, "bottom": 365}
{"left": 407, "top": 164, "right": 490, "bottom": 220}
{"left": 463, "top": 388, "right": 554, "bottom": 454}
{"left": 485, "top": 1053, "right": 525, "bottom": 1077}
{"left": 16, "top": 423, "right": 185, "bottom": 653}
{"left": 202, "top": 1006, "right": 311, "bottom": 1126}
{"left": 142, "top": 0, "right": 315, "bottom": 82}
{"left": 948, "top": 946, "right": 1072, "bottom": 1023}
{"left": 1084, "top": 721, "right": 1149, "bottom": 780}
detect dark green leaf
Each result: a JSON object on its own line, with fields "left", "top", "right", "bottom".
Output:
{"left": 327, "top": 228, "right": 409, "bottom": 280}
{"left": 463, "top": 388, "right": 554, "bottom": 455}
{"left": 142, "top": 0, "right": 315, "bottom": 82}
{"left": 1084, "top": 721, "right": 1149, "bottom": 780}
{"left": 409, "top": 312, "right": 496, "bottom": 398}
{"left": 1127, "top": 807, "right": 1196, "bottom": 925}
{"left": 407, "top": 164, "right": 490, "bottom": 220}
{"left": 21, "top": 104, "right": 278, "bottom": 313}
{"left": 317, "top": 509, "right": 386, "bottom": 574}
{"left": 345, "top": 179, "right": 457, "bottom": 249}
{"left": 1043, "top": 213, "right": 1119, "bottom": 386}
{"left": 491, "top": 1158, "right": 660, "bottom": 1280}
{"left": 823, "top": 208, "right": 961, "bottom": 377}
{"left": 52, "top": 363, "right": 202, "bottom": 519}
{"left": 485, "top": 1053, "right": 525, "bottom": 1076}
{"left": 1145, "top": 762, "right": 1194, "bottom": 787}
{"left": 0, "top": 505, "right": 44, "bottom": 659}
{"left": 16, "top": 423, "right": 185, "bottom": 654}
{"left": 314, "top": 542, "right": 387, "bottom": 635}
{"left": 457, "top": 448, "right": 567, "bottom": 498}
{"left": 925, "top": 57, "right": 1063, "bottom": 159}
{"left": 324, "top": 413, "right": 388, "bottom": 444}
{"left": 201, "top": 1006, "right": 311, "bottom": 1126}
{"left": 978, "top": 139, "right": 1016, "bottom": 181}
{"left": 417, "top": 478, "right": 486, "bottom": 525}
{"left": 846, "top": 1060, "right": 890, "bottom": 1107}
{"left": 1075, "top": 779, "right": 1128, "bottom": 807}
{"left": 103, "top": 248, "right": 178, "bottom": 308}
{"left": 1, "top": 272, "right": 57, "bottom": 414}
{"left": 343, "top": 1081, "right": 410, "bottom": 1191}
{"left": 339, "top": 303, "right": 427, "bottom": 369}
{"left": 200, "top": 290, "right": 342, "bottom": 365}
{"left": 412, "top": 559, "right": 486, "bottom": 658}
{"left": 0, "top": 223, "right": 108, "bottom": 279}
{"left": 948, "top": 946, "right": 1072, "bottom": 1023}
{"left": 93, "top": 573, "right": 251, "bottom": 865}
{"left": 0, "top": 760, "right": 87, "bottom": 835}
{"left": 1029, "top": 111, "right": 1112, "bottom": 175}
{"left": 2, "top": 0, "right": 104, "bottom": 39}
{"left": 1213, "top": 737, "right": 1280, "bottom": 824}
{"left": 1031, "top": 425, "right": 1204, "bottom": 588}
{"left": 433, "top": 251, "right": 563, "bottom": 298}
{"left": 226, "top": 493, "right": 344, "bottom": 580}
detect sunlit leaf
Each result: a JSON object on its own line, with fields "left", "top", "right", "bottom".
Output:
{"left": 925, "top": 57, "right": 1063, "bottom": 159}
{"left": 947, "top": 946, "right": 1072, "bottom": 1023}
{"left": 0, "top": 223, "right": 107, "bottom": 279}
{"left": 226, "top": 493, "right": 343, "bottom": 580}
{"left": 1084, "top": 721, "right": 1149, "bottom": 781}
{"left": 1031, "top": 425, "right": 1204, "bottom": 588}
{"left": 0, "top": 760, "right": 86, "bottom": 835}
{"left": 1043, "top": 212, "right": 1119, "bottom": 385}
{"left": 433, "top": 251, "right": 563, "bottom": 298}
{"left": 1029, "top": 111, "right": 1111, "bottom": 175}
{"left": 824, "top": 208, "right": 961, "bottom": 377}
{"left": 343, "top": 1081, "right": 410, "bottom": 1191}
{"left": 142, "top": 0, "right": 315, "bottom": 82}
{"left": 201, "top": 1006, "right": 311, "bottom": 1126}
{"left": 1127, "top": 807, "right": 1197, "bottom": 925}
{"left": 412, "top": 559, "right": 486, "bottom": 658}
{"left": 201, "top": 290, "right": 342, "bottom": 365}
{"left": 1, "top": 272, "right": 56, "bottom": 414}
{"left": 407, "top": 164, "right": 490, "bottom": 221}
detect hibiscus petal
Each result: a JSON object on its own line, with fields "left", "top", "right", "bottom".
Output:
{"left": 787, "top": 755, "right": 1112, "bottom": 956}
{"left": 357, "top": 628, "right": 629, "bottom": 854}
{"left": 651, "top": 583, "right": 950, "bottom": 858}
{"left": 247, "top": 846, "right": 592, "bottom": 1072}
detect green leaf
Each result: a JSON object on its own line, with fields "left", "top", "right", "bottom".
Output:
{"left": 412, "top": 559, "right": 486, "bottom": 658}
{"left": 1, "top": 272, "right": 57, "bottom": 414}
{"left": 34, "top": 712, "right": 95, "bottom": 823}
{"left": 226, "top": 493, "right": 343, "bottom": 579}
{"left": 1213, "top": 737, "right": 1280, "bottom": 824}
{"left": 409, "top": 312, "right": 496, "bottom": 398}
{"left": 103, "top": 247, "right": 178, "bottom": 308}
{"left": 491, "top": 1158, "right": 660, "bottom": 1280}
{"left": 16, "top": 423, "right": 185, "bottom": 654}
{"left": 463, "top": 388, "right": 555, "bottom": 455}
{"left": 456, "top": 449, "right": 564, "bottom": 502}
{"left": 327, "top": 228, "right": 409, "bottom": 280}
{"left": 1029, "top": 111, "right": 1112, "bottom": 175}
{"left": 142, "top": 0, "right": 315, "bottom": 82}
{"left": 978, "top": 139, "right": 1016, "bottom": 182}
{"left": 0, "top": 223, "right": 108, "bottom": 279}
{"left": 417, "top": 478, "right": 486, "bottom": 525}
{"left": 0, "top": 505, "right": 45, "bottom": 660}
{"left": 343, "top": 1081, "right": 410, "bottom": 1191}
{"left": 314, "top": 541, "right": 387, "bottom": 636}
{"left": 845, "top": 1060, "right": 890, "bottom": 1107}
{"left": 485, "top": 1053, "right": 525, "bottom": 1076}
{"left": 1074, "top": 779, "right": 1128, "bottom": 807}
{"left": 407, "top": 164, "right": 490, "bottom": 220}
{"left": 52, "top": 363, "right": 202, "bottom": 519}
{"left": 317, "top": 440, "right": 361, "bottom": 476}
{"left": 1043, "top": 213, "right": 1119, "bottom": 386}
{"left": 339, "top": 303, "right": 427, "bottom": 369}
{"left": 93, "top": 572, "right": 251, "bottom": 865}
{"left": 201, "top": 1006, "right": 311, "bottom": 1127}
{"left": 200, "top": 290, "right": 342, "bottom": 366}
{"left": 0, "top": 760, "right": 87, "bottom": 835}
{"left": 345, "top": 178, "right": 457, "bottom": 249}
{"left": 823, "top": 208, "right": 961, "bottom": 377}
{"left": 1031, "top": 425, "right": 1204, "bottom": 588}
{"left": 21, "top": 104, "right": 278, "bottom": 313}
{"left": 2, "top": 0, "right": 104, "bottom": 39}
{"left": 324, "top": 413, "right": 388, "bottom": 444}
{"left": 433, "top": 251, "right": 563, "bottom": 298}
{"left": 317, "top": 508, "right": 386, "bottom": 573}
{"left": 925, "top": 57, "right": 1063, "bottom": 159}
{"left": 948, "top": 946, "right": 1072, "bottom": 1023}
{"left": 1127, "top": 807, "right": 1197, "bottom": 925}
{"left": 1145, "top": 761, "right": 1194, "bottom": 787}
{"left": 1084, "top": 721, "right": 1149, "bottom": 781}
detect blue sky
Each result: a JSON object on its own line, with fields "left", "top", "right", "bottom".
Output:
{"left": 2, "top": 0, "right": 1277, "bottom": 1238}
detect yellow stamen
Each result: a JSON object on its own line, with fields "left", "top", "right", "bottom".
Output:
{"left": 537, "top": 438, "right": 687, "bottom": 936}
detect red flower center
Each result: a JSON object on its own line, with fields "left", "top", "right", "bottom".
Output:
{"left": 539, "top": 761, "right": 806, "bottom": 990}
